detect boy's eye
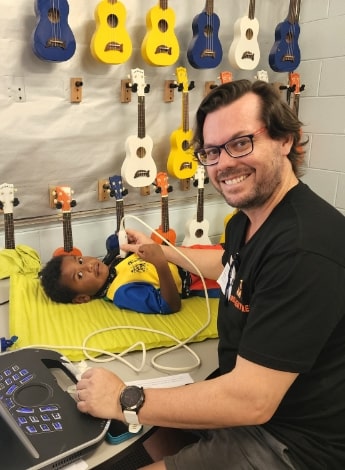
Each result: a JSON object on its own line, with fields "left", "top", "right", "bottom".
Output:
{"left": 78, "top": 257, "right": 83, "bottom": 264}
{"left": 77, "top": 271, "right": 83, "bottom": 280}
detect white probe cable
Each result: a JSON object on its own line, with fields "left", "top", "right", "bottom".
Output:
{"left": 22, "top": 214, "right": 213, "bottom": 374}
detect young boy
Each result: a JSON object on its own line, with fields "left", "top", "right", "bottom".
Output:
{"left": 40, "top": 244, "right": 182, "bottom": 314}
{"left": 39, "top": 243, "right": 220, "bottom": 315}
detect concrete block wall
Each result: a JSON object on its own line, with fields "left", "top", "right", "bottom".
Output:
{"left": 299, "top": 0, "right": 345, "bottom": 214}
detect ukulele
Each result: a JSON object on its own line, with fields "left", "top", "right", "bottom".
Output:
{"left": 151, "top": 172, "right": 176, "bottom": 245}
{"left": 182, "top": 166, "right": 211, "bottom": 246}
{"left": 105, "top": 175, "right": 128, "bottom": 253}
{"left": 51, "top": 186, "right": 82, "bottom": 257}
{"left": 121, "top": 68, "right": 157, "bottom": 188}
{"left": 141, "top": 0, "right": 180, "bottom": 66}
{"left": 167, "top": 67, "right": 197, "bottom": 182}
{"left": 228, "top": 0, "right": 260, "bottom": 70}
{"left": 0, "top": 183, "right": 19, "bottom": 250}
{"left": 187, "top": 0, "right": 223, "bottom": 69}
{"left": 90, "top": 0, "right": 132, "bottom": 64}
{"left": 269, "top": 0, "right": 301, "bottom": 72}
{"left": 32, "top": 0, "right": 76, "bottom": 62}
{"left": 287, "top": 72, "right": 304, "bottom": 117}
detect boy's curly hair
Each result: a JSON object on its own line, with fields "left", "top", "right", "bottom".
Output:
{"left": 39, "top": 255, "right": 77, "bottom": 304}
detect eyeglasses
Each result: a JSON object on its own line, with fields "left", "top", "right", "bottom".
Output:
{"left": 194, "top": 127, "right": 266, "bottom": 166}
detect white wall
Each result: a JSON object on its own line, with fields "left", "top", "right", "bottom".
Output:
{"left": 298, "top": 0, "right": 345, "bottom": 213}
{"left": 0, "top": 0, "right": 344, "bottom": 263}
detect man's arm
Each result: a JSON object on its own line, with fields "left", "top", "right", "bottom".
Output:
{"left": 76, "top": 357, "right": 298, "bottom": 428}
{"left": 123, "top": 229, "right": 224, "bottom": 281}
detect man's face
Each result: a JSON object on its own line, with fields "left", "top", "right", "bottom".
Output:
{"left": 60, "top": 256, "right": 109, "bottom": 302}
{"left": 203, "top": 92, "right": 293, "bottom": 213}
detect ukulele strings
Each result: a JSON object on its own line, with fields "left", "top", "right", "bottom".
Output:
{"left": 287, "top": 0, "right": 299, "bottom": 64}
{"left": 206, "top": 0, "right": 214, "bottom": 59}
{"left": 51, "top": 0, "right": 62, "bottom": 47}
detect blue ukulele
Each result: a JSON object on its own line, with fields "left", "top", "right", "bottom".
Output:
{"left": 105, "top": 175, "right": 128, "bottom": 253}
{"left": 187, "top": 0, "right": 222, "bottom": 69}
{"left": 269, "top": 0, "right": 301, "bottom": 72}
{"left": 32, "top": 0, "right": 76, "bottom": 62}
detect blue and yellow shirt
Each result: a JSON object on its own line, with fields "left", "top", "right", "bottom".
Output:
{"left": 106, "top": 253, "right": 182, "bottom": 314}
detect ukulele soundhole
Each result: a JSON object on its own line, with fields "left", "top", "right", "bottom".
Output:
{"left": 195, "top": 229, "right": 204, "bottom": 239}
{"left": 137, "top": 147, "right": 146, "bottom": 158}
{"left": 285, "top": 32, "right": 294, "bottom": 44}
{"left": 246, "top": 28, "right": 254, "bottom": 40}
{"left": 158, "top": 19, "right": 168, "bottom": 33}
{"left": 48, "top": 8, "right": 60, "bottom": 23}
{"left": 107, "top": 14, "right": 119, "bottom": 28}
{"left": 182, "top": 140, "right": 190, "bottom": 151}
{"left": 203, "top": 25, "right": 213, "bottom": 37}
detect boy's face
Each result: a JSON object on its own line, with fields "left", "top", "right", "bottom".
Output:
{"left": 60, "top": 256, "right": 109, "bottom": 303}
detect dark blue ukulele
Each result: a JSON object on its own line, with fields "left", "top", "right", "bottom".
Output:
{"left": 32, "top": 0, "right": 76, "bottom": 62}
{"left": 105, "top": 175, "right": 128, "bottom": 253}
{"left": 269, "top": 0, "right": 301, "bottom": 72}
{"left": 187, "top": 0, "right": 222, "bottom": 69}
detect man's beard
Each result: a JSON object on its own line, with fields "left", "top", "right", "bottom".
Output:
{"left": 217, "top": 161, "right": 282, "bottom": 210}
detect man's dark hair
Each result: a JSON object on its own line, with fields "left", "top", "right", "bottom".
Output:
{"left": 39, "top": 255, "right": 77, "bottom": 304}
{"left": 192, "top": 79, "right": 308, "bottom": 178}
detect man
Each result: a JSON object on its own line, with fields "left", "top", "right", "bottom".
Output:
{"left": 76, "top": 80, "right": 345, "bottom": 469}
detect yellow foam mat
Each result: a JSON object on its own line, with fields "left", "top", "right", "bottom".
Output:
{"left": 9, "top": 272, "right": 219, "bottom": 361}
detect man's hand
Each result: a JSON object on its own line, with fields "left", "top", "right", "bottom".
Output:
{"left": 76, "top": 368, "right": 125, "bottom": 420}
{"left": 121, "top": 228, "right": 155, "bottom": 255}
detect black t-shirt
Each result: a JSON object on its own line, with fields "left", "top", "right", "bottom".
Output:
{"left": 219, "top": 182, "right": 345, "bottom": 469}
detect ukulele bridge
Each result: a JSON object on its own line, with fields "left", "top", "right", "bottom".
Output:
{"left": 105, "top": 42, "right": 123, "bottom": 52}
{"left": 242, "top": 51, "right": 255, "bottom": 61}
{"left": 155, "top": 45, "right": 172, "bottom": 55}
{"left": 46, "top": 38, "right": 66, "bottom": 49}
{"left": 180, "top": 162, "right": 193, "bottom": 170}
{"left": 134, "top": 170, "right": 150, "bottom": 178}
{"left": 283, "top": 54, "right": 295, "bottom": 62}
{"left": 201, "top": 49, "right": 216, "bottom": 58}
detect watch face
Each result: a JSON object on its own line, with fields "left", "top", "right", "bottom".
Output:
{"left": 121, "top": 386, "right": 144, "bottom": 410}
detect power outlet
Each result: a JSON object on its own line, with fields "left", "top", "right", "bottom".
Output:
{"left": 98, "top": 179, "right": 110, "bottom": 201}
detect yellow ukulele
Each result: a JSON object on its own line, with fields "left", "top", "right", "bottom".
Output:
{"left": 90, "top": 0, "right": 132, "bottom": 64}
{"left": 167, "top": 67, "right": 197, "bottom": 181}
{"left": 141, "top": 0, "right": 180, "bottom": 66}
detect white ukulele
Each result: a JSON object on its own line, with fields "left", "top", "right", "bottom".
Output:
{"left": 228, "top": 0, "right": 260, "bottom": 70}
{"left": 182, "top": 165, "right": 211, "bottom": 246}
{"left": 121, "top": 68, "right": 157, "bottom": 188}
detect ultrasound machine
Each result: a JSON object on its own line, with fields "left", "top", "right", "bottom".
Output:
{"left": 0, "top": 348, "right": 110, "bottom": 469}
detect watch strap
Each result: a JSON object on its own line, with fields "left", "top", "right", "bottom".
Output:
{"left": 123, "top": 409, "right": 140, "bottom": 425}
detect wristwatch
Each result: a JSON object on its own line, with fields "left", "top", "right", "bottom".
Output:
{"left": 119, "top": 385, "right": 145, "bottom": 425}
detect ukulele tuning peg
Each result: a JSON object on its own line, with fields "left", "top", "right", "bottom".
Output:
{"left": 193, "top": 179, "right": 198, "bottom": 187}
{"left": 167, "top": 185, "right": 173, "bottom": 193}
{"left": 154, "top": 185, "right": 161, "bottom": 194}
{"left": 109, "top": 190, "right": 115, "bottom": 197}
{"left": 300, "top": 84, "right": 306, "bottom": 92}
{"left": 144, "top": 84, "right": 150, "bottom": 94}
{"left": 188, "top": 81, "right": 195, "bottom": 91}
{"left": 169, "top": 81, "right": 178, "bottom": 89}
{"left": 131, "top": 83, "right": 138, "bottom": 93}
{"left": 70, "top": 200, "right": 77, "bottom": 208}
{"left": 55, "top": 201, "right": 62, "bottom": 209}
{"left": 13, "top": 197, "right": 20, "bottom": 207}
{"left": 177, "top": 82, "right": 183, "bottom": 92}
{"left": 122, "top": 188, "right": 129, "bottom": 197}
